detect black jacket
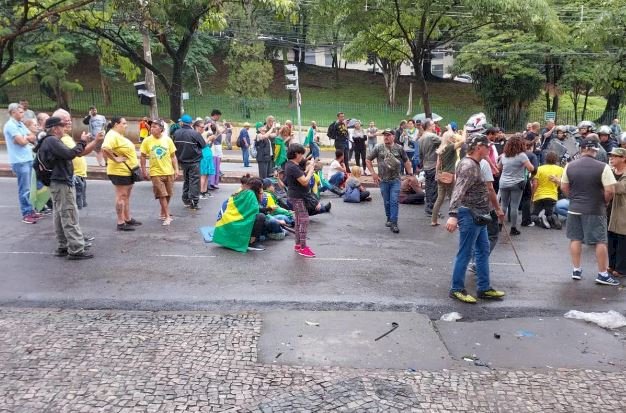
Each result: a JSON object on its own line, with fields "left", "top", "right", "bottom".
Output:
{"left": 38, "top": 135, "right": 85, "bottom": 186}
{"left": 173, "top": 125, "right": 205, "bottom": 164}
{"left": 255, "top": 136, "right": 272, "bottom": 162}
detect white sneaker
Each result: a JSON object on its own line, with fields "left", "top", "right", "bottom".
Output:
{"left": 538, "top": 210, "right": 551, "bottom": 229}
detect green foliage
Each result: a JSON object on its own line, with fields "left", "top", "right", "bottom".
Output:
{"left": 225, "top": 42, "right": 274, "bottom": 100}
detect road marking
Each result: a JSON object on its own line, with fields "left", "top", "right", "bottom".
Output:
{"left": 153, "top": 254, "right": 217, "bottom": 258}
{"left": 0, "top": 251, "right": 54, "bottom": 255}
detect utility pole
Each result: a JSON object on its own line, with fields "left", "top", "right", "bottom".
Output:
{"left": 285, "top": 64, "right": 302, "bottom": 142}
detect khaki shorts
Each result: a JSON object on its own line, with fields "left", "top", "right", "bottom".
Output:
{"left": 566, "top": 214, "right": 608, "bottom": 245}
{"left": 151, "top": 175, "right": 175, "bottom": 198}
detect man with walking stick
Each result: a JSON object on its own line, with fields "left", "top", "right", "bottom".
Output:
{"left": 446, "top": 134, "right": 506, "bottom": 303}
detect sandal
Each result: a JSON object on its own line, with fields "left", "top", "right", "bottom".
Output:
{"left": 431, "top": 222, "right": 440, "bottom": 226}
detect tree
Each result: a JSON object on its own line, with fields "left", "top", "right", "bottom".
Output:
{"left": 71, "top": 0, "right": 293, "bottom": 120}
{"left": 561, "top": 57, "right": 596, "bottom": 123}
{"left": 454, "top": 28, "right": 545, "bottom": 129}
{"left": 0, "top": 0, "right": 95, "bottom": 85}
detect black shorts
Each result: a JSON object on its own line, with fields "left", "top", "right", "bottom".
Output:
{"left": 108, "top": 174, "right": 134, "bottom": 186}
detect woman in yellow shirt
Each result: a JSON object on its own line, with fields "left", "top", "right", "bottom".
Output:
{"left": 101, "top": 117, "right": 141, "bottom": 231}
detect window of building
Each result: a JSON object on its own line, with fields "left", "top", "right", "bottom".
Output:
{"left": 324, "top": 52, "right": 334, "bottom": 66}
{"left": 304, "top": 51, "right": 316, "bottom": 65}
{"left": 432, "top": 64, "right": 444, "bottom": 78}
{"left": 432, "top": 52, "right": 444, "bottom": 60}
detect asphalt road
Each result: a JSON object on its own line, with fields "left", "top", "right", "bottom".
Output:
{"left": 0, "top": 178, "right": 624, "bottom": 319}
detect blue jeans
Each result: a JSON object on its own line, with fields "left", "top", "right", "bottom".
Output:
{"left": 241, "top": 147, "right": 250, "bottom": 167}
{"left": 310, "top": 142, "right": 320, "bottom": 160}
{"left": 11, "top": 161, "right": 34, "bottom": 217}
{"left": 451, "top": 207, "right": 492, "bottom": 293}
{"left": 556, "top": 199, "right": 569, "bottom": 218}
{"left": 379, "top": 179, "right": 401, "bottom": 223}
{"left": 329, "top": 172, "right": 344, "bottom": 187}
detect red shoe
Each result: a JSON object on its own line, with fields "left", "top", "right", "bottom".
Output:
{"left": 298, "top": 246, "right": 316, "bottom": 258}
{"left": 294, "top": 244, "right": 301, "bottom": 252}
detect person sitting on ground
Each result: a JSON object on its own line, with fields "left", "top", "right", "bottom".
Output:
{"left": 328, "top": 149, "right": 348, "bottom": 188}
{"left": 315, "top": 160, "right": 344, "bottom": 197}
{"left": 344, "top": 166, "right": 372, "bottom": 202}
{"left": 399, "top": 175, "right": 425, "bottom": 204}
{"left": 261, "top": 179, "right": 295, "bottom": 226}
{"left": 531, "top": 151, "right": 563, "bottom": 230}
{"left": 213, "top": 177, "right": 267, "bottom": 252}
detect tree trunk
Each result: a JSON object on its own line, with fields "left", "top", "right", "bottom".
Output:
{"left": 551, "top": 94, "right": 559, "bottom": 113}
{"left": 598, "top": 90, "right": 623, "bottom": 124}
{"left": 100, "top": 75, "right": 112, "bottom": 106}
{"left": 413, "top": 57, "right": 431, "bottom": 118}
{"left": 571, "top": 90, "right": 579, "bottom": 124}
{"left": 582, "top": 90, "right": 590, "bottom": 121}
{"left": 169, "top": 61, "right": 184, "bottom": 120}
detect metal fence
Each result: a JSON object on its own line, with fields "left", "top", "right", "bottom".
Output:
{"left": 2, "top": 84, "right": 625, "bottom": 130}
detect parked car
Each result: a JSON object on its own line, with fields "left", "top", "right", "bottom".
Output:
{"left": 453, "top": 74, "right": 473, "bottom": 83}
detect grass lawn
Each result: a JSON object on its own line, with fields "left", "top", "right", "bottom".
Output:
{"left": 2, "top": 55, "right": 621, "bottom": 128}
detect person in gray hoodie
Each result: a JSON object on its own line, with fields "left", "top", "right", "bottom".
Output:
{"left": 418, "top": 119, "right": 441, "bottom": 216}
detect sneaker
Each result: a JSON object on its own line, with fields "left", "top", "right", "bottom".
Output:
{"left": 54, "top": 248, "right": 68, "bottom": 257}
{"left": 595, "top": 273, "right": 620, "bottom": 286}
{"left": 294, "top": 244, "right": 302, "bottom": 252}
{"left": 21, "top": 215, "right": 37, "bottom": 224}
{"left": 84, "top": 235, "right": 95, "bottom": 242}
{"left": 510, "top": 227, "right": 521, "bottom": 236}
{"left": 125, "top": 218, "right": 142, "bottom": 226}
{"left": 425, "top": 211, "right": 433, "bottom": 217}
{"left": 84, "top": 242, "right": 92, "bottom": 249}
{"left": 390, "top": 223, "right": 400, "bottom": 233}
{"left": 189, "top": 203, "right": 201, "bottom": 210}
{"left": 247, "top": 242, "right": 266, "bottom": 251}
{"left": 324, "top": 202, "right": 332, "bottom": 213}
{"left": 449, "top": 290, "right": 477, "bottom": 304}
{"left": 298, "top": 246, "right": 316, "bottom": 258}
{"left": 30, "top": 212, "right": 43, "bottom": 220}
{"left": 538, "top": 210, "right": 551, "bottom": 229}
{"left": 117, "top": 223, "right": 136, "bottom": 231}
{"left": 385, "top": 220, "right": 392, "bottom": 227}
{"left": 67, "top": 251, "right": 94, "bottom": 260}
{"left": 548, "top": 215, "right": 562, "bottom": 230}
{"left": 572, "top": 269, "right": 582, "bottom": 280}
{"left": 183, "top": 201, "right": 191, "bottom": 208}
{"left": 477, "top": 289, "right": 506, "bottom": 299}
{"left": 199, "top": 193, "right": 208, "bottom": 200}
{"left": 39, "top": 207, "right": 53, "bottom": 216}
{"left": 162, "top": 217, "right": 172, "bottom": 226}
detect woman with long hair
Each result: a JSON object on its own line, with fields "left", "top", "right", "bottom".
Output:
{"left": 498, "top": 134, "right": 535, "bottom": 235}
{"left": 101, "top": 117, "right": 141, "bottom": 231}
{"left": 431, "top": 128, "right": 464, "bottom": 226}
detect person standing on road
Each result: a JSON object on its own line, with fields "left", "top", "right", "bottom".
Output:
{"left": 560, "top": 137, "right": 619, "bottom": 286}
{"left": 102, "top": 117, "right": 142, "bottom": 231}
{"left": 173, "top": 114, "right": 205, "bottom": 210}
{"left": 446, "top": 134, "right": 506, "bottom": 304}
{"left": 366, "top": 129, "right": 412, "bottom": 234}
{"left": 256, "top": 117, "right": 278, "bottom": 179}
{"left": 238, "top": 122, "right": 252, "bottom": 167}
{"left": 351, "top": 121, "right": 367, "bottom": 171}
{"left": 366, "top": 121, "right": 378, "bottom": 153}
{"left": 36, "top": 116, "right": 103, "bottom": 259}
{"left": 418, "top": 119, "right": 441, "bottom": 216}
{"left": 223, "top": 121, "right": 233, "bottom": 150}
{"left": 140, "top": 119, "right": 180, "bottom": 226}
{"left": 327, "top": 112, "right": 350, "bottom": 169}
{"left": 82, "top": 106, "right": 107, "bottom": 166}
{"left": 54, "top": 109, "right": 89, "bottom": 210}
{"left": 607, "top": 148, "right": 626, "bottom": 277}
{"left": 431, "top": 128, "right": 464, "bottom": 226}
{"left": 284, "top": 143, "right": 317, "bottom": 258}
{"left": 304, "top": 121, "right": 320, "bottom": 160}
{"left": 4, "top": 103, "right": 39, "bottom": 224}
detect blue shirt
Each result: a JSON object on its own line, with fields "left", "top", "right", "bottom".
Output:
{"left": 3, "top": 118, "right": 33, "bottom": 164}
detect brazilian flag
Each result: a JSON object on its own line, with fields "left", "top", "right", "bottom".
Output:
{"left": 274, "top": 136, "right": 287, "bottom": 168}
{"left": 30, "top": 171, "right": 50, "bottom": 211}
{"left": 213, "top": 189, "right": 259, "bottom": 253}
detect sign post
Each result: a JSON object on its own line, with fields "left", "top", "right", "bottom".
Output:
{"left": 285, "top": 64, "right": 302, "bottom": 143}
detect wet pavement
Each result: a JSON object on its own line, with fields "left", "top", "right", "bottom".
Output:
{"left": 0, "top": 178, "right": 624, "bottom": 318}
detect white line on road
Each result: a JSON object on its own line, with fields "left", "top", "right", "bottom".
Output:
{"left": 0, "top": 251, "right": 54, "bottom": 255}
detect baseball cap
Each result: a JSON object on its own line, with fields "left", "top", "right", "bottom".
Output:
{"left": 262, "top": 178, "right": 274, "bottom": 189}
{"left": 579, "top": 137, "right": 600, "bottom": 150}
{"left": 449, "top": 121, "right": 458, "bottom": 131}
{"left": 609, "top": 147, "right": 626, "bottom": 157}
{"left": 382, "top": 129, "right": 394, "bottom": 135}
{"left": 44, "top": 116, "right": 66, "bottom": 129}
{"left": 179, "top": 114, "right": 193, "bottom": 124}
{"left": 467, "top": 133, "right": 490, "bottom": 150}
{"left": 148, "top": 118, "right": 165, "bottom": 129}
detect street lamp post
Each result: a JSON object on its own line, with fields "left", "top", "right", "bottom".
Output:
{"left": 285, "top": 64, "right": 302, "bottom": 143}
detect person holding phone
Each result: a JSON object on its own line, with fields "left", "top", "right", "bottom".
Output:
{"left": 284, "top": 143, "right": 316, "bottom": 258}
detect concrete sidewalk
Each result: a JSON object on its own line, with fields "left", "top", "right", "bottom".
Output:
{"left": 1, "top": 308, "right": 624, "bottom": 412}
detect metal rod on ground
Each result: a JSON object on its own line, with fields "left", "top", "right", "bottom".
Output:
{"left": 501, "top": 221, "right": 525, "bottom": 272}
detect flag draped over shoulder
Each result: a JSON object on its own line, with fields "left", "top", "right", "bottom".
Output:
{"left": 213, "top": 189, "right": 259, "bottom": 253}
{"left": 29, "top": 171, "right": 50, "bottom": 211}
{"left": 274, "top": 137, "right": 287, "bottom": 167}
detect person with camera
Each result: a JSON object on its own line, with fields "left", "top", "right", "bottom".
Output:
{"left": 446, "top": 134, "right": 506, "bottom": 304}
{"left": 36, "top": 116, "right": 103, "bottom": 259}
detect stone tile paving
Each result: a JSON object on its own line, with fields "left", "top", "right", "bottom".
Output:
{"left": 0, "top": 309, "right": 624, "bottom": 413}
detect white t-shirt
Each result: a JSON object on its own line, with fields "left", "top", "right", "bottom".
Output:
{"left": 328, "top": 160, "right": 344, "bottom": 179}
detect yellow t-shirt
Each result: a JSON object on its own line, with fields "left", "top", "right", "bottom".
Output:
{"left": 60, "top": 135, "right": 88, "bottom": 178}
{"left": 533, "top": 164, "right": 564, "bottom": 202}
{"left": 140, "top": 135, "right": 176, "bottom": 176}
{"left": 102, "top": 130, "right": 139, "bottom": 176}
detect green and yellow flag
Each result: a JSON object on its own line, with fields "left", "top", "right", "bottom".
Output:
{"left": 274, "top": 137, "right": 287, "bottom": 168}
{"left": 213, "top": 189, "right": 259, "bottom": 253}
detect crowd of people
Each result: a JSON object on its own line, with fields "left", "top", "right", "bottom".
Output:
{"left": 3, "top": 101, "right": 626, "bottom": 302}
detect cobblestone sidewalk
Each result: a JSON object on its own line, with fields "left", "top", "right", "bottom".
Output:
{"left": 1, "top": 309, "right": 625, "bottom": 412}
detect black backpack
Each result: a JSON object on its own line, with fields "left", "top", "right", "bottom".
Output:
{"left": 33, "top": 136, "right": 52, "bottom": 186}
